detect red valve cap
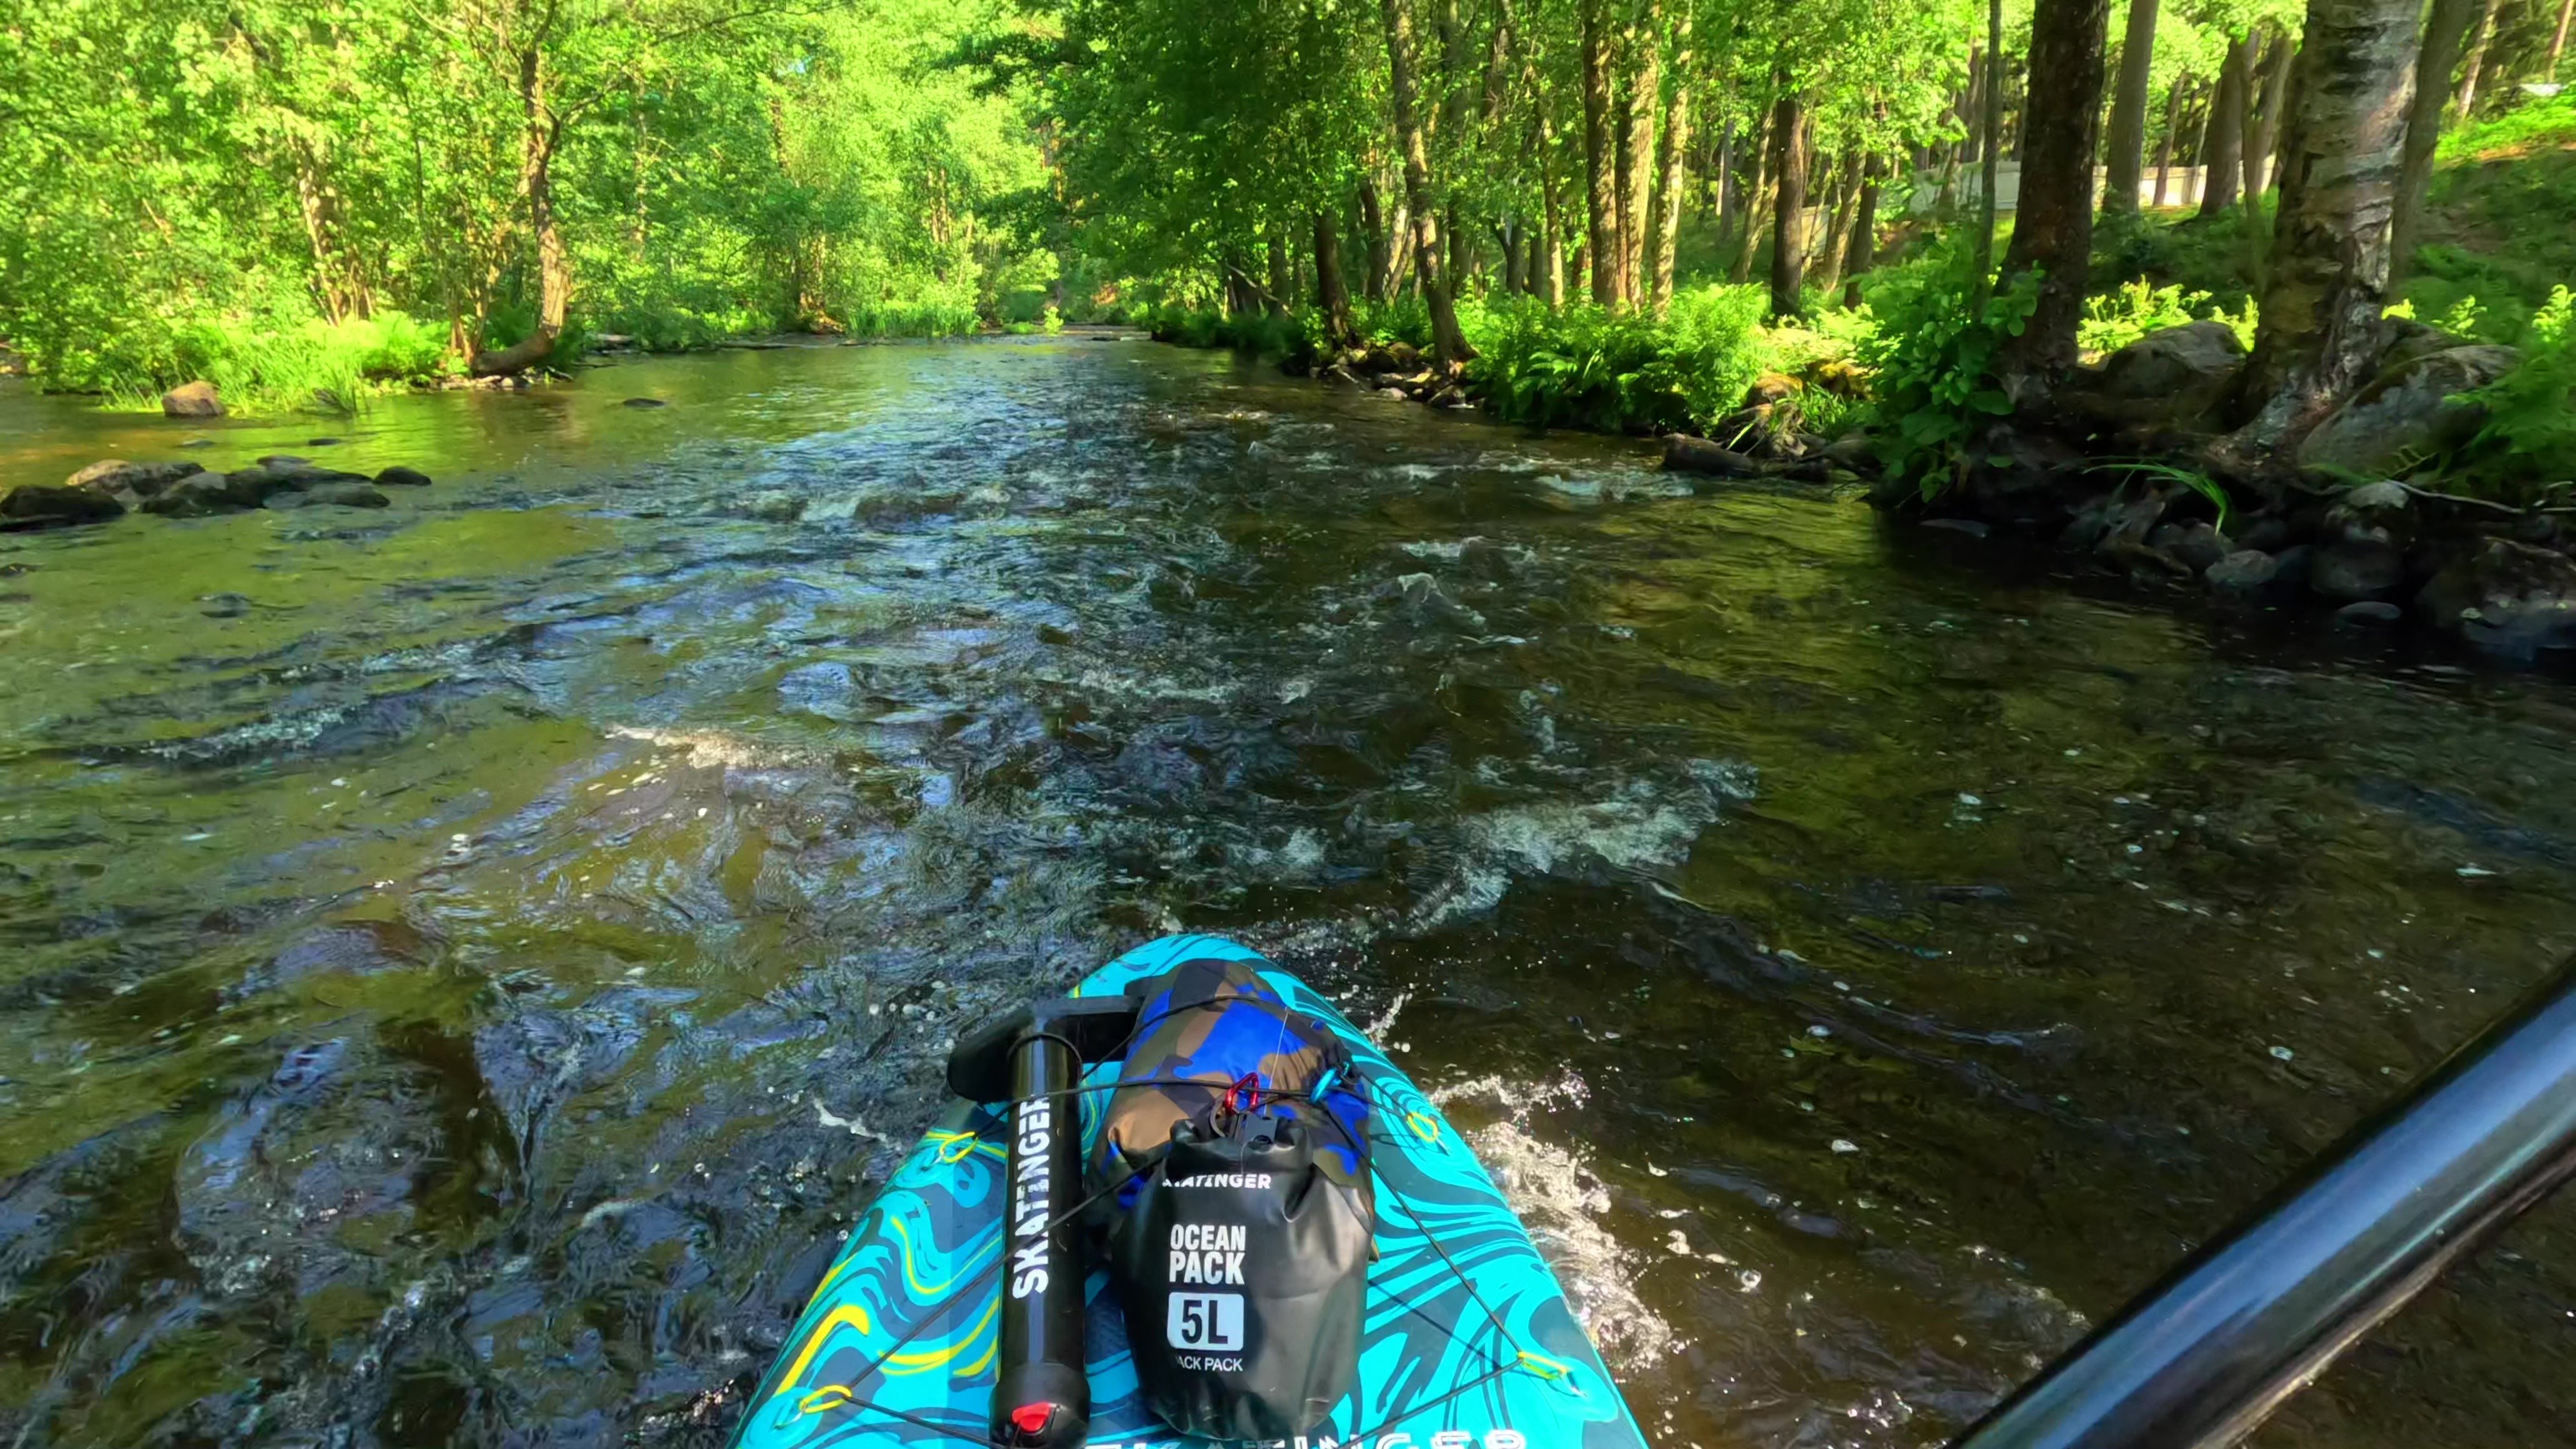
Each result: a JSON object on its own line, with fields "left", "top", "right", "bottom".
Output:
{"left": 1008, "top": 1403, "right": 1053, "bottom": 1436}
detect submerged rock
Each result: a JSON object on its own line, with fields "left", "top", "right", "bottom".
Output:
{"left": 2335, "top": 600, "right": 2406, "bottom": 626}
{"left": 162, "top": 379, "right": 224, "bottom": 418}
{"left": 2149, "top": 521, "right": 2232, "bottom": 574}
{"left": 2298, "top": 345, "right": 2519, "bottom": 478}
{"left": 2205, "top": 549, "right": 2281, "bottom": 592}
{"left": 2416, "top": 538, "right": 2576, "bottom": 658}
{"left": 66, "top": 458, "right": 206, "bottom": 504}
{"left": 375, "top": 466, "right": 434, "bottom": 487}
{"left": 2309, "top": 482, "right": 2414, "bottom": 600}
{"left": 621, "top": 397, "right": 668, "bottom": 409}
{"left": 143, "top": 470, "right": 269, "bottom": 516}
{"left": 1662, "top": 435, "right": 1763, "bottom": 477}
{"left": 266, "top": 482, "right": 390, "bottom": 510}
{"left": 1, "top": 482, "right": 126, "bottom": 530}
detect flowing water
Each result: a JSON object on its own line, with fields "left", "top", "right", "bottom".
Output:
{"left": 4, "top": 336, "right": 2574, "bottom": 1449}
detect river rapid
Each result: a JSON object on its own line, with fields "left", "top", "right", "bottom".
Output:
{"left": 3, "top": 336, "right": 2573, "bottom": 1449}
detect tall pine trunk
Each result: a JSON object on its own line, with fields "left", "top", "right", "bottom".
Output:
{"left": 1379, "top": 0, "right": 1474, "bottom": 362}
{"left": 1647, "top": 9, "right": 1692, "bottom": 313}
{"left": 2196, "top": 36, "right": 2251, "bottom": 219}
{"left": 2391, "top": 0, "right": 2478, "bottom": 285}
{"left": 2235, "top": 0, "right": 2419, "bottom": 441}
{"left": 1767, "top": 87, "right": 1807, "bottom": 319}
{"left": 2103, "top": 0, "right": 2162, "bottom": 215}
{"left": 1581, "top": 0, "right": 1619, "bottom": 304}
{"left": 2000, "top": 0, "right": 2112, "bottom": 383}
{"left": 2455, "top": 0, "right": 2496, "bottom": 115}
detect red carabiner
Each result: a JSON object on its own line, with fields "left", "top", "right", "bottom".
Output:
{"left": 1223, "top": 1072, "right": 1263, "bottom": 1114}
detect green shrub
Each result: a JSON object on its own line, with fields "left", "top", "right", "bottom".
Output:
{"left": 1465, "top": 286, "right": 1771, "bottom": 434}
{"left": 2079, "top": 278, "right": 2212, "bottom": 355}
{"left": 1857, "top": 248, "right": 2040, "bottom": 498}
{"left": 2443, "top": 284, "right": 2576, "bottom": 501}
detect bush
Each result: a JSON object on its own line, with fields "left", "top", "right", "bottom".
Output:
{"left": 1466, "top": 286, "right": 1772, "bottom": 435}
{"left": 1857, "top": 247, "right": 2040, "bottom": 498}
{"left": 2079, "top": 278, "right": 2211, "bottom": 355}
{"left": 2443, "top": 284, "right": 2576, "bottom": 501}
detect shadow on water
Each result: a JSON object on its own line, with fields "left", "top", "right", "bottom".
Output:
{"left": 2, "top": 337, "right": 2573, "bottom": 1448}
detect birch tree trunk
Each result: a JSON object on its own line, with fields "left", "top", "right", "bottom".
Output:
{"left": 2246, "top": 28, "right": 2296, "bottom": 199}
{"left": 2455, "top": 0, "right": 2496, "bottom": 114}
{"left": 2390, "top": 0, "right": 2480, "bottom": 286}
{"left": 2152, "top": 77, "right": 2187, "bottom": 205}
{"left": 1379, "top": 0, "right": 1474, "bottom": 362}
{"left": 1999, "top": 0, "right": 2111, "bottom": 383}
{"left": 2235, "top": 0, "right": 2420, "bottom": 442}
{"left": 1971, "top": 0, "right": 2002, "bottom": 300}
{"left": 2103, "top": 0, "right": 2161, "bottom": 216}
{"left": 1841, "top": 158, "right": 1881, "bottom": 308}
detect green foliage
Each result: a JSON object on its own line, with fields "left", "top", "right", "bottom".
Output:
{"left": 2079, "top": 278, "right": 2212, "bottom": 355}
{"left": 2444, "top": 286, "right": 2576, "bottom": 501}
{"left": 1858, "top": 250, "right": 2040, "bottom": 497}
{"left": 2098, "top": 460, "right": 2236, "bottom": 533}
{"left": 1467, "top": 287, "right": 1773, "bottom": 435}
{"left": 66, "top": 309, "right": 457, "bottom": 416}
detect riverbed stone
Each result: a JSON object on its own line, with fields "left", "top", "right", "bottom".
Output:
{"left": 2150, "top": 521, "right": 2233, "bottom": 574}
{"left": 2298, "top": 345, "right": 2521, "bottom": 478}
{"left": 2335, "top": 600, "right": 2406, "bottom": 626}
{"left": 2416, "top": 538, "right": 2576, "bottom": 658}
{"left": 143, "top": 470, "right": 268, "bottom": 516}
{"left": 2311, "top": 538, "right": 2407, "bottom": 600}
{"left": 162, "top": 379, "right": 224, "bottom": 418}
{"left": 2205, "top": 549, "right": 2281, "bottom": 592}
{"left": 266, "top": 482, "right": 389, "bottom": 510}
{"left": 1921, "top": 517, "right": 1990, "bottom": 538}
{"left": 66, "top": 459, "right": 206, "bottom": 502}
{"left": 1, "top": 482, "right": 126, "bottom": 530}
{"left": 374, "top": 465, "right": 433, "bottom": 487}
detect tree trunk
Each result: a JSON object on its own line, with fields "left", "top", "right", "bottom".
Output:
{"left": 1767, "top": 88, "right": 1807, "bottom": 319}
{"left": 2391, "top": 0, "right": 2479, "bottom": 285}
{"left": 2235, "top": 0, "right": 2419, "bottom": 442}
{"left": 1842, "top": 157, "right": 1882, "bottom": 306}
{"left": 1314, "top": 210, "right": 1355, "bottom": 345}
{"left": 1379, "top": 0, "right": 1474, "bottom": 362}
{"left": 1357, "top": 180, "right": 1391, "bottom": 303}
{"left": 2103, "top": 0, "right": 2162, "bottom": 214}
{"left": 2246, "top": 29, "right": 2296, "bottom": 199}
{"left": 1647, "top": 9, "right": 1692, "bottom": 313}
{"left": 1971, "top": 0, "right": 2004, "bottom": 300}
{"left": 472, "top": 45, "right": 565, "bottom": 378}
{"left": 2152, "top": 77, "right": 2187, "bottom": 204}
{"left": 1266, "top": 230, "right": 1292, "bottom": 316}
{"left": 1581, "top": 0, "right": 1619, "bottom": 304}
{"left": 1811, "top": 155, "right": 1857, "bottom": 289}
{"left": 2552, "top": 0, "right": 2573, "bottom": 75}
{"left": 2456, "top": 0, "right": 2496, "bottom": 115}
{"left": 2196, "top": 35, "right": 2251, "bottom": 219}
{"left": 2000, "top": 0, "right": 2112, "bottom": 383}
{"left": 1620, "top": 6, "right": 1661, "bottom": 306}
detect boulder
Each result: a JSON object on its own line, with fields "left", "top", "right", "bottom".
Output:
{"left": 2205, "top": 549, "right": 2281, "bottom": 592}
{"left": 2297, "top": 345, "right": 2521, "bottom": 478}
{"left": 161, "top": 380, "right": 224, "bottom": 418}
{"left": 2060, "top": 320, "right": 2245, "bottom": 429}
{"left": 2149, "top": 521, "right": 2233, "bottom": 574}
{"left": 143, "top": 470, "right": 269, "bottom": 517}
{"left": 374, "top": 465, "right": 433, "bottom": 487}
{"left": 2416, "top": 538, "right": 2576, "bottom": 658}
{"left": 1, "top": 482, "right": 125, "bottom": 530}
{"left": 64, "top": 459, "right": 206, "bottom": 504}
{"left": 1662, "top": 435, "right": 1763, "bottom": 477}
{"left": 1959, "top": 424, "right": 2090, "bottom": 526}
{"left": 2309, "top": 481, "right": 2415, "bottom": 600}
{"left": 2335, "top": 600, "right": 2406, "bottom": 626}
{"left": 1385, "top": 340, "right": 1423, "bottom": 370}
{"left": 1808, "top": 358, "right": 1868, "bottom": 397}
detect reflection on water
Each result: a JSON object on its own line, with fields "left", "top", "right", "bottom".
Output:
{"left": 3, "top": 337, "right": 2573, "bottom": 1448}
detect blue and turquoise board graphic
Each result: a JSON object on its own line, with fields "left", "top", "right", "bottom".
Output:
{"left": 731, "top": 935, "right": 1649, "bottom": 1449}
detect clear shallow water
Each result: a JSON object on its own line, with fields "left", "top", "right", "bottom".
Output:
{"left": 3, "top": 337, "right": 2573, "bottom": 1449}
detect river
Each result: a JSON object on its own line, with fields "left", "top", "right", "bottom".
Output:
{"left": 3, "top": 336, "right": 2572, "bottom": 1448}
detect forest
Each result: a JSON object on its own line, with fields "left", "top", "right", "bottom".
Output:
{"left": 2, "top": 0, "right": 2572, "bottom": 500}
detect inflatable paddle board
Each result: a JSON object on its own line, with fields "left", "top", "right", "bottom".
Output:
{"left": 730, "top": 934, "right": 1649, "bottom": 1449}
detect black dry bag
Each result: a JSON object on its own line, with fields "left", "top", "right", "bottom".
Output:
{"left": 1105, "top": 1106, "right": 1371, "bottom": 1441}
